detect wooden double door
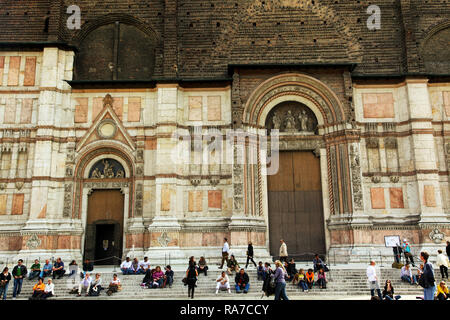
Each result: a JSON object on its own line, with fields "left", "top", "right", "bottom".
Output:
{"left": 84, "top": 189, "right": 124, "bottom": 265}
{"left": 267, "top": 151, "right": 326, "bottom": 260}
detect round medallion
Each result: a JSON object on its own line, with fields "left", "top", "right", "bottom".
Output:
{"left": 97, "top": 120, "right": 117, "bottom": 139}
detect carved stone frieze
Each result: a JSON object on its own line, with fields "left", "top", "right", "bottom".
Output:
{"left": 366, "top": 137, "right": 379, "bottom": 149}
{"left": 384, "top": 137, "right": 397, "bottom": 149}
{"left": 349, "top": 144, "right": 363, "bottom": 210}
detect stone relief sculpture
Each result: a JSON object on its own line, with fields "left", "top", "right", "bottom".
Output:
{"left": 89, "top": 158, "right": 126, "bottom": 179}
{"left": 272, "top": 112, "right": 282, "bottom": 130}
{"left": 91, "top": 167, "right": 101, "bottom": 178}
{"left": 266, "top": 102, "right": 318, "bottom": 134}
{"left": 284, "top": 110, "right": 297, "bottom": 132}
{"left": 298, "top": 109, "right": 309, "bottom": 132}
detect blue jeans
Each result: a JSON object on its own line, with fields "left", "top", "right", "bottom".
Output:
{"left": 423, "top": 286, "right": 436, "bottom": 301}
{"left": 401, "top": 275, "right": 417, "bottom": 284}
{"left": 235, "top": 283, "right": 250, "bottom": 293}
{"left": 121, "top": 268, "right": 133, "bottom": 275}
{"left": 298, "top": 280, "right": 308, "bottom": 291}
{"left": 13, "top": 278, "right": 23, "bottom": 297}
{"left": 40, "top": 270, "right": 52, "bottom": 278}
{"left": 0, "top": 283, "right": 8, "bottom": 300}
{"left": 274, "top": 282, "right": 289, "bottom": 300}
{"left": 28, "top": 271, "right": 41, "bottom": 280}
{"left": 385, "top": 295, "right": 401, "bottom": 300}
{"left": 165, "top": 275, "right": 173, "bottom": 287}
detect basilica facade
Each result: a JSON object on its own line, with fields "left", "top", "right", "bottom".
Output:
{"left": 0, "top": 0, "right": 449, "bottom": 265}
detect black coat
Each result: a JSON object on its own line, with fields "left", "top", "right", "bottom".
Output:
{"left": 247, "top": 244, "right": 254, "bottom": 257}
{"left": 446, "top": 243, "right": 450, "bottom": 257}
{"left": 235, "top": 272, "right": 249, "bottom": 286}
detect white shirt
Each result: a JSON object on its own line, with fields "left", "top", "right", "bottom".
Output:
{"left": 120, "top": 260, "right": 132, "bottom": 269}
{"left": 216, "top": 274, "right": 229, "bottom": 283}
{"left": 44, "top": 283, "right": 55, "bottom": 295}
{"left": 139, "top": 261, "right": 150, "bottom": 270}
{"left": 437, "top": 253, "right": 449, "bottom": 267}
{"left": 111, "top": 278, "right": 120, "bottom": 285}
{"left": 222, "top": 242, "right": 230, "bottom": 253}
{"left": 366, "top": 265, "right": 378, "bottom": 282}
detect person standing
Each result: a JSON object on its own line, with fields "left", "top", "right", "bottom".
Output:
{"left": 446, "top": 241, "right": 450, "bottom": 261}
{"left": 436, "top": 250, "right": 449, "bottom": 279}
{"left": 0, "top": 267, "right": 11, "bottom": 300}
{"left": 279, "top": 239, "right": 288, "bottom": 263}
{"left": 12, "top": 259, "right": 27, "bottom": 299}
{"left": 219, "top": 238, "right": 230, "bottom": 269}
{"left": 419, "top": 251, "right": 436, "bottom": 300}
{"left": 271, "top": 260, "right": 289, "bottom": 300}
{"left": 402, "top": 239, "right": 415, "bottom": 266}
{"left": 186, "top": 263, "right": 198, "bottom": 299}
{"left": 366, "top": 260, "right": 382, "bottom": 299}
{"left": 245, "top": 242, "right": 257, "bottom": 269}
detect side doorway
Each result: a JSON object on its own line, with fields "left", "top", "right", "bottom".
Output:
{"left": 84, "top": 189, "right": 124, "bottom": 265}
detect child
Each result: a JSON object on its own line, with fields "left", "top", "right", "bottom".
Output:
{"left": 317, "top": 268, "right": 327, "bottom": 289}
{"left": 257, "top": 261, "right": 264, "bottom": 281}
{"left": 306, "top": 268, "right": 315, "bottom": 289}
{"left": 297, "top": 269, "right": 308, "bottom": 292}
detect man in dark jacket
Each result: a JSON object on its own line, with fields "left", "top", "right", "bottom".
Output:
{"left": 235, "top": 268, "right": 250, "bottom": 293}
{"left": 12, "top": 259, "right": 27, "bottom": 299}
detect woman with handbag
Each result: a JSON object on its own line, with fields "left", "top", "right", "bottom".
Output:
{"left": 271, "top": 260, "right": 289, "bottom": 300}
{"left": 419, "top": 251, "right": 436, "bottom": 300}
{"left": 186, "top": 263, "right": 198, "bottom": 299}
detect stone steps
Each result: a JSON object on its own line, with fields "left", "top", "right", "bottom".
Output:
{"left": 5, "top": 267, "right": 426, "bottom": 299}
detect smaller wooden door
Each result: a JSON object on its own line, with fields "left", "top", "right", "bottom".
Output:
{"left": 84, "top": 189, "right": 124, "bottom": 265}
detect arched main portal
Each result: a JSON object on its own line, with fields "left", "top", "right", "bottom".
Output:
{"left": 265, "top": 101, "right": 326, "bottom": 259}
{"left": 241, "top": 73, "right": 354, "bottom": 262}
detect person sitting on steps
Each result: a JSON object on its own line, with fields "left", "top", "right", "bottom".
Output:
{"left": 216, "top": 271, "right": 231, "bottom": 294}
{"left": 52, "top": 258, "right": 65, "bottom": 279}
{"left": 78, "top": 272, "right": 92, "bottom": 296}
{"left": 317, "top": 268, "right": 327, "bottom": 289}
{"left": 257, "top": 261, "right": 264, "bottom": 281}
{"left": 305, "top": 268, "right": 315, "bottom": 290}
{"left": 436, "top": 280, "right": 449, "bottom": 300}
{"left": 235, "top": 268, "right": 250, "bottom": 294}
{"left": 30, "top": 278, "right": 45, "bottom": 300}
{"left": 106, "top": 274, "right": 121, "bottom": 296}
{"left": 227, "top": 255, "right": 239, "bottom": 275}
{"left": 164, "top": 265, "right": 174, "bottom": 288}
{"left": 382, "top": 279, "right": 401, "bottom": 300}
{"left": 28, "top": 259, "right": 41, "bottom": 281}
{"left": 120, "top": 257, "right": 133, "bottom": 275}
{"left": 151, "top": 266, "right": 165, "bottom": 288}
{"left": 198, "top": 257, "right": 208, "bottom": 277}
